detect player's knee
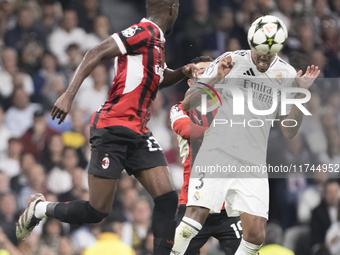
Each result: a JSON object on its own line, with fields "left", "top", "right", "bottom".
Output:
{"left": 243, "top": 226, "right": 265, "bottom": 245}
{"left": 185, "top": 206, "right": 209, "bottom": 225}
{"left": 84, "top": 202, "right": 108, "bottom": 223}
{"left": 154, "top": 191, "right": 178, "bottom": 215}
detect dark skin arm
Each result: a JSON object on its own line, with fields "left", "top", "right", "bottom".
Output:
{"left": 51, "top": 37, "right": 122, "bottom": 124}
{"left": 159, "top": 65, "right": 198, "bottom": 89}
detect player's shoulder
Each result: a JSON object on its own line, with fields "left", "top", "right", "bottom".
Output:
{"left": 274, "top": 56, "right": 297, "bottom": 77}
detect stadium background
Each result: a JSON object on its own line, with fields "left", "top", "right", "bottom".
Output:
{"left": 0, "top": 0, "right": 340, "bottom": 254}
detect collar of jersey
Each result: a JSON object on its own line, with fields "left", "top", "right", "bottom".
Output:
{"left": 142, "top": 18, "right": 165, "bottom": 42}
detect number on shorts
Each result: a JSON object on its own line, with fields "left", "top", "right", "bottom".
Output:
{"left": 195, "top": 172, "right": 205, "bottom": 190}
{"left": 230, "top": 221, "right": 242, "bottom": 239}
{"left": 147, "top": 136, "right": 162, "bottom": 151}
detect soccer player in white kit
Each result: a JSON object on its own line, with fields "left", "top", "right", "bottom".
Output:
{"left": 171, "top": 18, "right": 320, "bottom": 255}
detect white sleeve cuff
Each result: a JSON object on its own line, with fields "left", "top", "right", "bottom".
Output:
{"left": 111, "top": 33, "right": 127, "bottom": 55}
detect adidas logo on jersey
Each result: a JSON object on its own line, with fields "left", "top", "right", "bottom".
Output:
{"left": 243, "top": 68, "right": 255, "bottom": 76}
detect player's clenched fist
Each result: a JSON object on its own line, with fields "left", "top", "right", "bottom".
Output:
{"left": 182, "top": 63, "right": 199, "bottom": 79}
{"left": 215, "top": 56, "right": 234, "bottom": 78}
{"left": 51, "top": 92, "right": 74, "bottom": 125}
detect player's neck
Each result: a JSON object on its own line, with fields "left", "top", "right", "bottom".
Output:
{"left": 145, "top": 15, "right": 167, "bottom": 34}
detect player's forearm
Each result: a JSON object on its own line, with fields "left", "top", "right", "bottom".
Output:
{"left": 182, "top": 77, "right": 222, "bottom": 111}
{"left": 159, "top": 68, "right": 186, "bottom": 89}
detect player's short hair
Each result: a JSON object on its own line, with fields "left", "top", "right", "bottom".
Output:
{"left": 191, "top": 56, "right": 214, "bottom": 64}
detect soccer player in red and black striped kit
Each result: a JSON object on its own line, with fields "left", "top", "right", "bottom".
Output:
{"left": 170, "top": 56, "right": 241, "bottom": 255}
{"left": 16, "top": 1, "right": 198, "bottom": 254}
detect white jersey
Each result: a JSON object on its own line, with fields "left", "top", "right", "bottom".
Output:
{"left": 198, "top": 50, "right": 297, "bottom": 166}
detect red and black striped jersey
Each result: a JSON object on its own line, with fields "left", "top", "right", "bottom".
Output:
{"left": 170, "top": 101, "right": 218, "bottom": 205}
{"left": 90, "top": 18, "right": 166, "bottom": 134}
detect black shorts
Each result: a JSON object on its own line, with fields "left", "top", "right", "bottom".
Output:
{"left": 88, "top": 126, "right": 168, "bottom": 179}
{"left": 176, "top": 205, "right": 241, "bottom": 255}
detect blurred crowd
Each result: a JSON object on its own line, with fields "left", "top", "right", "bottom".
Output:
{"left": 0, "top": 0, "right": 340, "bottom": 254}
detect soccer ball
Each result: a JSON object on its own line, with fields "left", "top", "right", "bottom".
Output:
{"left": 247, "top": 15, "right": 288, "bottom": 55}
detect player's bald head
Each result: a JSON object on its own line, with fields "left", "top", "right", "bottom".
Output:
{"left": 146, "top": 0, "right": 178, "bottom": 8}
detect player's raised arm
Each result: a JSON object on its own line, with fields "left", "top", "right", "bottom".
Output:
{"left": 159, "top": 64, "right": 198, "bottom": 89}
{"left": 280, "top": 65, "right": 320, "bottom": 138}
{"left": 51, "top": 37, "right": 122, "bottom": 124}
{"left": 182, "top": 56, "right": 234, "bottom": 111}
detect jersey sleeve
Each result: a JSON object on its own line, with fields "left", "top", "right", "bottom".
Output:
{"left": 170, "top": 103, "right": 208, "bottom": 140}
{"left": 111, "top": 24, "right": 150, "bottom": 55}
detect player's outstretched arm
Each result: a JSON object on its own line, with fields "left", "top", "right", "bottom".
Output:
{"left": 51, "top": 37, "right": 122, "bottom": 124}
{"left": 182, "top": 56, "right": 234, "bottom": 111}
{"left": 280, "top": 65, "right": 320, "bottom": 138}
{"left": 159, "top": 64, "right": 198, "bottom": 89}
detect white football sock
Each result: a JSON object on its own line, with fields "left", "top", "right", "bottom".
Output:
{"left": 235, "top": 239, "right": 262, "bottom": 255}
{"left": 34, "top": 201, "right": 50, "bottom": 219}
{"left": 171, "top": 216, "right": 202, "bottom": 255}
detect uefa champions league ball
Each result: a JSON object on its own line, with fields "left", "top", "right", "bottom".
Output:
{"left": 247, "top": 15, "right": 288, "bottom": 55}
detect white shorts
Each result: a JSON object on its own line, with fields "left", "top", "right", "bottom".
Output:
{"left": 187, "top": 149, "right": 269, "bottom": 219}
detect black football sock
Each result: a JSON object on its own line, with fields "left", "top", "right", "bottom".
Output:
{"left": 152, "top": 191, "right": 178, "bottom": 255}
{"left": 46, "top": 200, "right": 108, "bottom": 224}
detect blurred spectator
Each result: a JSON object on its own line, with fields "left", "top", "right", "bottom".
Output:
{"left": 36, "top": 0, "right": 61, "bottom": 37}
{"left": 21, "top": 110, "right": 60, "bottom": 159}
{"left": 31, "top": 51, "right": 61, "bottom": 104}
{"left": 0, "top": 226, "right": 21, "bottom": 255}
{"left": 58, "top": 236, "right": 74, "bottom": 255}
{"left": 77, "top": 64, "right": 109, "bottom": 116}
{"left": 130, "top": 199, "right": 151, "bottom": 252}
{"left": 0, "top": 0, "right": 17, "bottom": 37}
{"left": 10, "top": 152, "right": 35, "bottom": 195}
{"left": 0, "top": 105, "right": 10, "bottom": 159}
{"left": 42, "top": 74, "right": 66, "bottom": 110}
{"left": 4, "top": 6, "right": 47, "bottom": 54}
{"left": 48, "top": 9, "right": 93, "bottom": 65}
{"left": 84, "top": 221, "right": 135, "bottom": 255}
{"left": 62, "top": 110, "right": 86, "bottom": 150}
{"left": 0, "top": 48, "right": 34, "bottom": 101}
{"left": 58, "top": 167, "right": 87, "bottom": 202}
{"left": 298, "top": 171, "right": 329, "bottom": 224}
{"left": 311, "top": 244, "right": 331, "bottom": 255}
{"left": 319, "top": 128, "right": 340, "bottom": 165}
{"left": 4, "top": 88, "right": 41, "bottom": 137}
{"left": 183, "top": 0, "right": 214, "bottom": 61}
{"left": 147, "top": 92, "right": 171, "bottom": 152}
{"left": 202, "top": 8, "right": 245, "bottom": 58}
{"left": 0, "top": 172, "right": 10, "bottom": 195}
{"left": 310, "top": 181, "right": 340, "bottom": 246}
{"left": 47, "top": 146, "right": 79, "bottom": 194}
{"left": 76, "top": 0, "right": 100, "bottom": 33}
{"left": 71, "top": 222, "right": 100, "bottom": 253}
{"left": 20, "top": 39, "right": 44, "bottom": 75}
{"left": 40, "top": 134, "right": 64, "bottom": 173}
{"left": 325, "top": 202, "right": 340, "bottom": 255}
{"left": 37, "top": 218, "right": 63, "bottom": 254}
{"left": 259, "top": 223, "right": 294, "bottom": 255}
{"left": 0, "top": 138, "right": 22, "bottom": 178}
{"left": 87, "top": 16, "right": 111, "bottom": 45}
{"left": 271, "top": 0, "right": 294, "bottom": 30}
{"left": 140, "top": 230, "right": 154, "bottom": 255}
{"left": 0, "top": 192, "right": 17, "bottom": 246}
{"left": 18, "top": 163, "right": 47, "bottom": 210}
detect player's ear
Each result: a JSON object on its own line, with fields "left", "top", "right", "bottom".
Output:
{"left": 187, "top": 79, "right": 191, "bottom": 87}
